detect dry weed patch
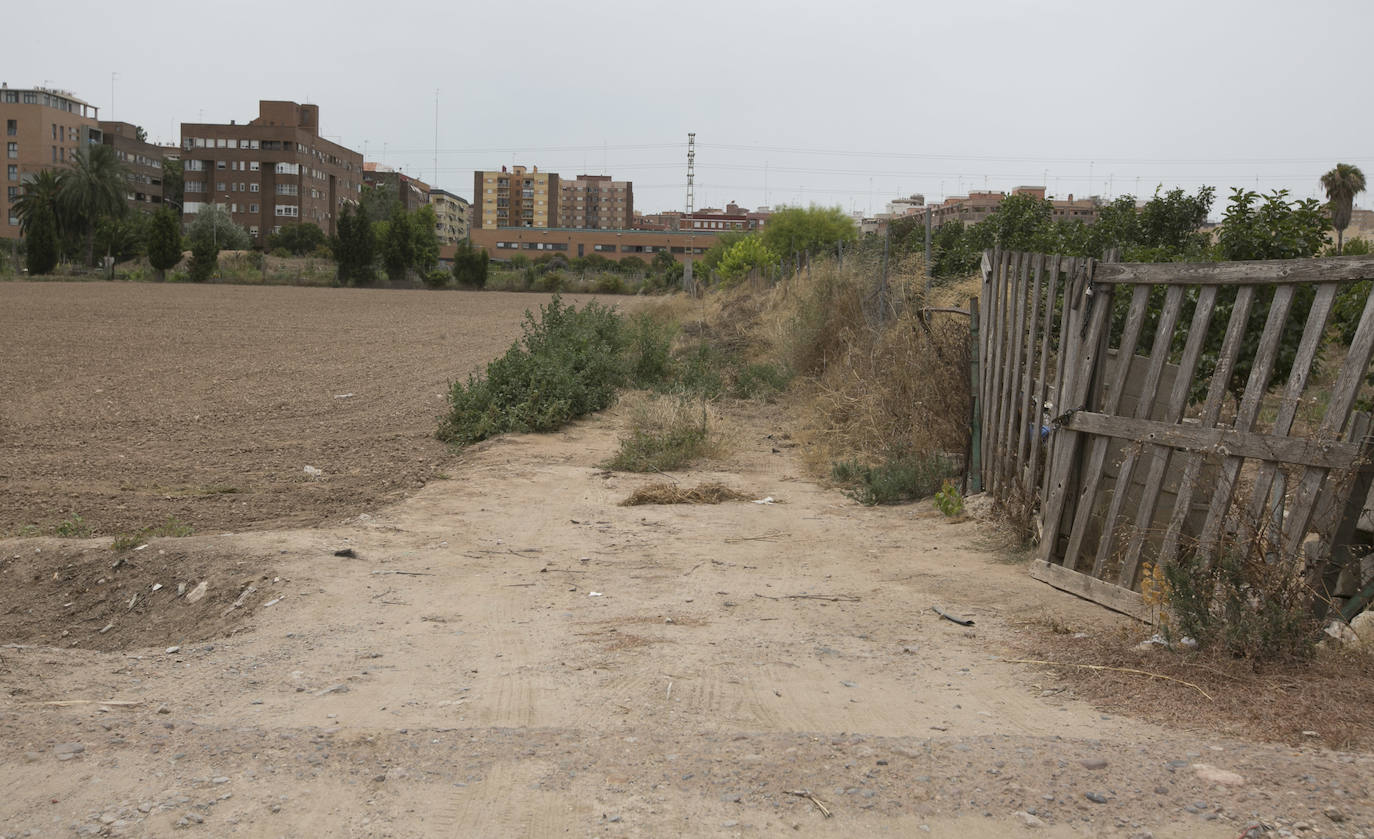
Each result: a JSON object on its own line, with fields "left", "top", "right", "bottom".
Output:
{"left": 620, "top": 482, "right": 750, "bottom": 506}
{"left": 1017, "top": 619, "right": 1374, "bottom": 751}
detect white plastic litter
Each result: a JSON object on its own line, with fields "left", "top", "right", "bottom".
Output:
{"left": 588, "top": 592, "right": 604, "bottom": 597}
{"left": 751, "top": 497, "right": 776, "bottom": 505}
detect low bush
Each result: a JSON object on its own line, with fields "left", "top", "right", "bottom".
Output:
{"left": 437, "top": 296, "right": 629, "bottom": 445}
{"left": 832, "top": 449, "right": 958, "bottom": 506}
{"left": 732, "top": 362, "right": 792, "bottom": 400}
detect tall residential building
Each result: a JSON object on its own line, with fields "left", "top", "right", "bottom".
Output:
{"left": 100, "top": 121, "right": 167, "bottom": 212}
{"left": 429, "top": 189, "right": 470, "bottom": 246}
{"left": 1, "top": 83, "right": 103, "bottom": 239}
{"left": 362, "top": 163, "right": 431, "bottom": 212}
{"left": 179, "top": 100, "right": 362, "bottom": 243}
{"left": 474, "top": 165, "right": 558, "bottom": 229}
{"left": 557, "top": 174, "right": 633, "bottom": 230}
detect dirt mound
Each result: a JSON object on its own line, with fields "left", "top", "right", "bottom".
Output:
{"left": 0, "top": 537, "right": 281, "bottom": 652}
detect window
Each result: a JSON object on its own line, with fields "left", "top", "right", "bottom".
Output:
{"left": 6, "top": 165, "right": 16, "bottom": 181}
{"left": 5, "top": 120, "right": 15, "bottom": 137}
{"left": 249, "top": 183, "right": 260, "bottom": 193}
{"left": 7, "top": 142, "right": 17, "bottom": 159}
{"left": 249, "top": 226, "right": 259, "bottom": 237}
{"left": 216, "top": 160, "right": 226, "bottom": 170}
{"left": 216, "top": 182, "right": 226, "bottom": 192}
{"left": 249, "top": 204, "right": 259, "bottom": 213}
{"left": 216, "top": 138, "right": 227, "bottom": 148}
{"left": 275, "top": 183, "right": 298, "bottom": 196}
{"left": 274, "top": 204, "right": 298, "bottom": 217}
{"left": 274, "top": 162, "right": 299, "bottom": 176}
{"left": 185, "top": 160, "right": 204, "bottom": 172}
{"left": 249, "top": 161, "right": 259, "bottom": 172}
{"left": 185, "top": 181, "right": 205, "bottom": 192}
{"left": 7, "top": 186, "right": 16, "bottom": 200}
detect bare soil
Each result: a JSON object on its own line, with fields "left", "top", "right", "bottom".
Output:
{"left": 1, "top": 282, "right": 1372, "bottom": 838}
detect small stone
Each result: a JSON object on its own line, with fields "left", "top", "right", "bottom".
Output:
{"left": 373, "top": 774, "right": 386, "bottom": 782}
{"left": 23, "top": 751, "right": 40, "bottom": 763}
{"left": 607, "top": 815, "right": 621, "bottom": 823}
{"left": 1081, "top": 758, "right": 1108, "bottom": 770}
{"left": 186, "top": 813, "right": 203, "bottom": 824}
{"left": 1085, "top": 792, "right": 1109, "bottom": 804}
{"left": 1193, "top": 764, "right": 1244, "bottom": 786}
{"left": 157, "top": 704, "right": 170, "bottom": 715}
{"left": 54, "top": 742, "right": 85, "bottom": 756}
{"left": 1324, "top": 807, "right": 1346, "bottom": 823}
{"left": 211, "top": 777, "right": 229, "bottom": 785}
{"left": 722, "top": 821, "right": 739, "bottom": 828}
{"left": 1014, "top": 811, "right": 1046, "bottom": 828}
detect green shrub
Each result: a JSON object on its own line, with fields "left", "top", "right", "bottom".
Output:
{"left": 437, "top": 296, "right": 629, "bottom": 445}
{"left": 732, "top": 362, "right": 792, "bottom": 400}
{"left": 593, "top": 273, "right": 627, "bottom": 295}
{"left": 671, "top": 343, "right": 727, "bottom": 399}
{"left": 533, "top": 270, "right": 564, "bottom": 293}
{"left": 832, "top": 450, "right": 957, "bottom": 506}
{"left": 1163, "top": 545, "right": 1323, "bottom": 662}
{"left": 934, "top": 480, "right": 964, "bottom": 517}
{"left": 626, "top": 312, "right": 676, "bottom": 388}
{"left": 605, "top": 396, "right": 713, "bottom": 472}
{"left": 423, "top": 268, "right": 451, "bottom": 289}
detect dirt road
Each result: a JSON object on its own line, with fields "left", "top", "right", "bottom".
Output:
{"left": 3, "top": 404, "right": 1371, "bottom": 837}
{"left": 1, "top": 282, "right": 1370, "bottom": 837}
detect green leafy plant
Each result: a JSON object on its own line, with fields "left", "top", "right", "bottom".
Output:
{"left": 437, "top": 296, "right": 630, "bottom": 445}
{"left": 934, "top": 480, "right": 964, "bottom": 517}
{"left": 832, "top": 450, "right": 958, "bottom": 506}
{"left": 731, "top": 362, "right": 792, "bottom": 400}
{"left": 55, "top": 514, "right": 91, "bottom": 538}
{"left": 604, "top": 396, "right": 715, "bottom": 473}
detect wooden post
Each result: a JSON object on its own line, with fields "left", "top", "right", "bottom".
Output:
{"left": 968, "top": 295, "right": 982, "bottom": 493}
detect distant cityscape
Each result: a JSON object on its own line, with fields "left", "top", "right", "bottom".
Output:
{"left": 9, "top": 83, "right": 1371, "bottom": 264}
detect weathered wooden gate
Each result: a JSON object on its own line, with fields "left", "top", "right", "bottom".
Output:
{"left": 978, "top": 249, "right": 1374, "bottom": 619}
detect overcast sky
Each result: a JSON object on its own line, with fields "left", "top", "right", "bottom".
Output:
{"left": 8, "top": 0, "right": 1371, "bottom": 219}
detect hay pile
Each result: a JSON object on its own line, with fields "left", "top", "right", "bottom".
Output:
{"left": 620, "top": 482, "right": 750, "bottom": 506}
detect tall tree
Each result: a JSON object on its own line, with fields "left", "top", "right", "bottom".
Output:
{"left": 146, "top": 207, "right": 183, "bottom": 282}
{"left": 59, "top": 144, "right": 129, "bottom": 265}
{"left": 12, "top": 169, "right": 66, "bottom": 241}
{"left": 411, "top": 205, "right": 440, "bottom": 274}
{"left": 382, "top": 206, "right": 416, "bottom": 282}
{"left": 761, "top": 205, "right": 858, "bottom": 258}
{"left": 24, "top": 202, "right": 59, "bottom": 275}
{"left": 1321, "top": 163, "right": 1367, "bottom": 255}
{"left": 161, "top": 158, "right": 184, "bottom": 215}
{"left": 452, "top": 239, "right": 488, "bottom": 289}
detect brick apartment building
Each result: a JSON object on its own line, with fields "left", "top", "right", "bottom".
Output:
{"left": 99, "top": 121, "right": 167, "bottom": 212}
{"left": 474, "top": 165, "right": 559, "bottom": 229}
{"left": 637, "top": 201, "right": 768, "bottom": 233}
{"left": 1, "top": 83, "right": 103, "bottom": 239}
{"left": 557, "top": 174, "right": 632, "bottom": 229}
{"left": 469, "top": 225, "right": 720, "bottom": 264}
{"left": 428, "top": 189, "right": 470, "bottom": 246}
{"left": 179, "top": 100, "right": 362, "bottom": 243}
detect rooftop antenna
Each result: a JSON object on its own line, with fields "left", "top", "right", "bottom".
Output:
{"left": 686, "top": 132, "right": 696, "bottom": 214}
{"left": 110, "top": 71, "right": 118, "bottom": 122}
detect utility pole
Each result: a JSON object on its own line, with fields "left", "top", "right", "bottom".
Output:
{"left": 685, "top": 132, "right": 695, "bottom": 214}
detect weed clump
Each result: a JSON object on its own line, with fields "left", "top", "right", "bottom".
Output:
{"left": 606, "top": 396, "right": 718, "bottom": 473}
{"left": 832, "top": 450, "right": 958, "bottom": 506}
{"left": 438, "top": 296, "right": 674, "bottom": 445}
{"left": 620, "top": 482, "right": 749, "bottom": 506}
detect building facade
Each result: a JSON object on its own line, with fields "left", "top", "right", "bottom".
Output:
{"left": 470, "top": 225, "right": 720, "bottom": 263}
{"left": 428, "top": 189, "right": 470, "bottom": 246}
{"left": 1, "top": 83, "right": 102, "bottom": 239}
{"left": 474, "top": 165, "right": 558, "bottom": 229}
{"left": 100, "top": 121, "right": 166, "bottom": 212}
{"left": 179, "top": 100, "right": 362, "bottom": 243}
{"left": 557, "top": 174, "right": 632, "bottom": 230}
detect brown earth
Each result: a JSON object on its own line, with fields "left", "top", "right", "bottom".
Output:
{"left": 1, "top": 282, "right": 1372, "bottom": 838}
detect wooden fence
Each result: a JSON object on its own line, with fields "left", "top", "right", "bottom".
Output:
{"left": 977, "top": 249, "right": 1374, "bottom": 619}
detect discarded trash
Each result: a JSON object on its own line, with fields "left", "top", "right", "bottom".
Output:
{"left": 98, "top": 623, "right": 114, "bottom": 634}
{"left": 133, "top": 544, "right": 148, "bottom": 551}
{"left": 165, "top": 646, "right": 180, "bottom": 654}
{"left": 151, "top": 583, "right": 163, "bottom": 592}
{"left": 334, "top": 548, "right": 358, "bottom": 558}
{"left": 932, "top": 605, "right": 974, "bottom": 626}
{"left": 264, "top": 597, "right": 283, "bottom": 608}
{"left": 751, "top": 496, "right": 776, "bottom": 505}
{"left": 589, "top": 592, "right": 604, "bottom": 597}
{"left": 303, "top": 465, "right": 323, "bottom": 478}
{"left": 185, "top": 581, "right": 209, "bottom": 603}
{"left": 334, "top": 393, "right": 354, "bottom": 399}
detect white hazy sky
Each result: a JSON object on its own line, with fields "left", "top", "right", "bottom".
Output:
{"left": 7, "top": 0, "right": 1371, "bottom": 218}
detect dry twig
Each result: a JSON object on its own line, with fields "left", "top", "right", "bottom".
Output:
{"left": 1004, "top": 657, "right": 1214, "bottom": 702}
{"left": 784, "top": 789, "right": 832, "bottom": 818}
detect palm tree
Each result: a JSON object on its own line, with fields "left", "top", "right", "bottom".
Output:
{"left": 59, "top": 143, "right": 129, "bottom": 266}
{"left": 11, "top": 169, "right": 64, "bottom": 236}
{"left": 1321, "top": 163, "right": 1367, "bottom": 255}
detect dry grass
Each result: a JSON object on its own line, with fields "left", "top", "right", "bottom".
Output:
{"left": 619, "top": 482, "right": 751, "bottom": 506}
{"left": 753, "top": 258, "right": 971, "bottom": 475}
{"left": 1017, "top": 618, "right": 1374, "bottom": 751}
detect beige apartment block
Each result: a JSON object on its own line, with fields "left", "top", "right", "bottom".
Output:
{"left": 1, "top": 83, "right": 103, "bottom": 239}
{"left": 429, "top": 188, "right": 470, "bottom": 245}
{"left": 474, "top": 165, "right": 558, "bottom": 229}
{"left": 557, "top": 174, "right": 633, "bottom": 230}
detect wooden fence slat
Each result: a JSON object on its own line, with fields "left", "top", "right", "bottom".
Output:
{"left": 1309, "top": 413, "right": 1374, "bottom": 609}
{"left": 1093, "top": 255, "right": 1374, "bottom": 286}
{"left": 1118, "top": 285, "right": 1220, "bottom": 587}
{"left": 1030, "top": 559, "right": 1151, "bottom": 622}
{"left": 1089, "top": 285, "right": 1186, "bottom": 579}
{"left": 986, "top": 250, "right": 1009, "bottom": 496}
{"left": 1195, "top": 285, "right": 1298, "bottom": 561}
{"left": 1043, "top": 257, "right": 1078, "bottom": 510}
{"left": 1063, "top": 412, "right": 1361, "bottom": 469}
{"left": 979, "top": 251, "right": 995, "bottom": 491}
{"left": 1016, "top": 254, "right": 1045, "bottom": 493}
{"left": 1157, "top": 287, "right": 1257, "bottom": 567}
{"left": 1062, "top": 283, "right": 1151, "bottom": 573}
{"left": 1281, "top": 284, "right": 1374, "bottom": 560}
{"left": 1243, "top": 282, "right": 1340, "bottom": 539}
{"left": 999, "top": 253, "right": 1027, "bottom": 493}
{"left": 1038, "top": 260, "right": 1109, "bottom": 566}
{"left": 1030, "top": 254, "right": 1062, "bottom": 510}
